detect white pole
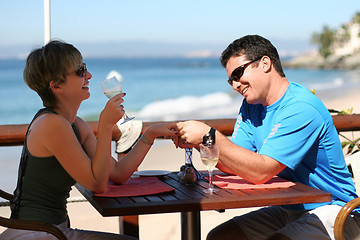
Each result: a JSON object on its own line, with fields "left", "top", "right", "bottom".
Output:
{"left": 44, "top": 0, "right": 51, "bottom": 44}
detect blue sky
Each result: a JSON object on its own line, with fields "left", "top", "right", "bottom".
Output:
{"left": 0, "top": 0, "right": 359, "bottom": 57}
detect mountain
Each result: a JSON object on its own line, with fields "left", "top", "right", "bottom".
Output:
{"left": 0, "top": 38, "right": 312, "bottom": 60}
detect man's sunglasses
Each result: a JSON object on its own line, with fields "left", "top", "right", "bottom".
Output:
{"left": 227, "top": 58, "right": 262, "bottom": 86}
{"left": 75, "top": 63, "right": 87, "bottom": 77}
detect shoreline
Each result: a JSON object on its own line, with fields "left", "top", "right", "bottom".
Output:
{"left": 282, "top": 51, "right": 360, "bottom": 70}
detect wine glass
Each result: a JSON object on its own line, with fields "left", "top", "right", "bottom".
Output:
{"left": 200, "top": 143, "right": 219, "bottom": 193}
{"left": 100, "top": 76, "right": 135, "bottom": 124}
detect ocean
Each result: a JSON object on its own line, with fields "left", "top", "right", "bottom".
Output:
{"left": 1, "top": 57, "right": 360, "bottom": 192}
{"left": 2, "top": 57, "right": 360, "bottom": 125}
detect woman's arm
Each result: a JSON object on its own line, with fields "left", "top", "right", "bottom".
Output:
{"left": 28, "top": 95, "right": 124, "bottom": 193}
{"left": 27, "top": 114, "right": 111, "bottom": 193}
{"left": 109, "top": 122, "right": 178, "bottom": 184}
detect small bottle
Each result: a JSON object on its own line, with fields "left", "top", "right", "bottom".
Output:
{"left": 182, "top": 166, "right": 196, "bottom": 184}
{"left": 178, "top": 148, "right": 197, "bottom": 184}
{"left": 177, "top": 164, "right": 186, "bottom": 181}
{"left": 177, "top": 148, "right": 192, "bottom": 182}
{"left": 185, "top": 148, "right": 193, "bottom": 167}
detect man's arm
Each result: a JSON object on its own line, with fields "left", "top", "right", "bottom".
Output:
{"left": 176, "top": 121, "right": 286, "bottom": 184}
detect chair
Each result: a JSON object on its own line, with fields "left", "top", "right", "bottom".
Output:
{"left": 334, "top": 197, "right": 360, "bottom": 240}
{"left": 0, "top": 188, "right": 67, "bottom": 240}
{"left": 334, "top": 152, "right": 360, "bottom": 240}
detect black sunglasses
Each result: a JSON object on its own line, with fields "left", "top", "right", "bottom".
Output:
{"left": 75, "top": 63, "right": 87, "bottom": 77}
{"left": 66, "top": 63, "right": 87, "bottom": 77}
{"left": 227, "top": 58, "right": 262, "bottom": 86}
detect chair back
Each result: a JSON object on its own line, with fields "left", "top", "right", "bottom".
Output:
{"left": 0, "top": 188, "right": 68, "bottom": 240}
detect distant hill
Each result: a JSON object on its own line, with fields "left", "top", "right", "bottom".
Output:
{"left": 284, "top": 12, "right": 360, "bottom": 69}
{"left": 0, "top": 38, "right": 311, "bottom": 60}
{"left": 282, "top": 51, "right": 360, "bottom": 69}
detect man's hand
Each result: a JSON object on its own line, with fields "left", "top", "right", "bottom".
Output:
{"left": 176, "top": 120, "right": 211, "bottom": 146}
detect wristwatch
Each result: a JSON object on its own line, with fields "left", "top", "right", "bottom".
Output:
{"left": 202, "top": 127, "right": 216, "bottom": 144}
{"left": 206, "top": 127, "right": 216, "bottom": 138}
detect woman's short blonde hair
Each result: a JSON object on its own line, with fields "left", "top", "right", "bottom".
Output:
{"left": 23, "top": 40, "right": 82, "bottom": 108}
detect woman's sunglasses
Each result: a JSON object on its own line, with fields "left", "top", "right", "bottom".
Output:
{"left": 75, "top": 63, "right": 87, "bottom": 77}
{"left": 227, "top": 58, "right": 261, "bottom": 86}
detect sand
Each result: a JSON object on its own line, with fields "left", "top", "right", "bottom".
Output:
{"left": 1, "top": 90, "right": 360, "bottom": 239}
{"left": 323, "top": 89, "right": 360, "bottom": 114}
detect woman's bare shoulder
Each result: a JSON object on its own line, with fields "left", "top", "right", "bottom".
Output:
{"left": 30, "top": 113, "right": 69, "bottom": 131}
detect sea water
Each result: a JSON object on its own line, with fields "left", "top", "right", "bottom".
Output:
{"left": 1, "top": 57, "right": 360, "bottom": 124}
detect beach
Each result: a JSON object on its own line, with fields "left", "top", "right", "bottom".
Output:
{"left": 323, "top": 88, "right": 360, "bottom": 114}
{"left": 1, "top": 89, "right": 360, "bottom": 239}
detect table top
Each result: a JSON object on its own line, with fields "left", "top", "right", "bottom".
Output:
{"left": 76, "top": 171, "right": 332, "bottom": 217}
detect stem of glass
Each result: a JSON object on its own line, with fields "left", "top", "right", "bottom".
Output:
{"left": 208, "top": 169, "right": 213, "bottom": 192}
{"left": 123, "top": 113, "right": 130, "bottom": 120}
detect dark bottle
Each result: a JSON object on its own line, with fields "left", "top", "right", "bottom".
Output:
{"left": 178, "top": 148, "right": 196, "bottom": 184}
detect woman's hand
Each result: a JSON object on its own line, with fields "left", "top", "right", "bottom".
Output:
{"left": 173, "top": 137, "right": 198, "bottom": 149}
{"left": 110, "top": 122, "right": 179, "bottom": 184}
{"left": 144, "top": 122, "right": 179, "bottom": 143}
{"left": 99, "top": 93, "right": 125, "bottom": 128}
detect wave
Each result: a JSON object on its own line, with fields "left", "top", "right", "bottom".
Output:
{"left": 307, "top": 78, "right": 344, "bottom": 91}
{"left": 130, "top": 77, "right": 348, "bottom": 122}
{"left": 133, "top": 92, "right": 242, "bottom": 121}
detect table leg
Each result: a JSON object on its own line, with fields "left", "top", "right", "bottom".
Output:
{"left": 119, "top": 216, "right": 139, "bottom": 238}
{"left": 181, "top": 211, "right": 201, "bottom": 240}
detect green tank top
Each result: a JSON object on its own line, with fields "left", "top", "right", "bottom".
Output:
{"left": 11, "top": 108, "right": 78, "bottom": 225}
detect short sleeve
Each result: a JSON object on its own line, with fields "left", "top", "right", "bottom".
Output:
{"left": 231, "top": 102, "right": 257, "bottom": 152}
{"left": 259, "top": 103, "right": 325, "bottom": 170}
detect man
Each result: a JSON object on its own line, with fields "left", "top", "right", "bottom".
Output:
{"left": 176, "top": 35, "right": 360, "bottom": 240}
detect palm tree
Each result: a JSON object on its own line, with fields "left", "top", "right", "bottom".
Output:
{"left": 311, "top": 25, "right": 335, "bottom": 58}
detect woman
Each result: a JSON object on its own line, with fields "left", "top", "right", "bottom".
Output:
{"left": 0, "top": 40, "right": 177, "bottom": 239}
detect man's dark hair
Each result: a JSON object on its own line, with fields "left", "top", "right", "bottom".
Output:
{"left": 220, "top": 35, "right": 285, "bottom": 77}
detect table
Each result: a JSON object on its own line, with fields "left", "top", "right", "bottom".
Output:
{"left": 76, "top": 171, "right": 332, "bottom": 240}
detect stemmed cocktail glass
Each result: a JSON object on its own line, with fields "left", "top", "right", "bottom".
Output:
{"left": 200, "top": 143, "right": 219, "bottom": 193}
{"left": 100, "top": 76, "right": 134, "bottom": 124}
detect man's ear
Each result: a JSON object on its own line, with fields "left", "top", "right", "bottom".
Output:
{"left": 49, "top": 81, "right": 63, "bottom": 93}
{"left": 261, "top": 56, "right": 272, "bottom": 73}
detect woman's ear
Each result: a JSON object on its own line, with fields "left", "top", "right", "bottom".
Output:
{"left": 49, "top": 81, "right": 63, "bottom": 93}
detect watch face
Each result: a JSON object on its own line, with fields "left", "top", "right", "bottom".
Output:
{"left": 203, "top": 128, "right": 216, "bottom": 145}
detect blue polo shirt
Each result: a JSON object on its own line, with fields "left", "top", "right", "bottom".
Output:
{"left": 231, "top": 82, "right": 358, "bottom": 210}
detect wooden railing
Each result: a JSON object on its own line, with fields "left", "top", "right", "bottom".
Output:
{"left": 0, "top": 119, "right": 238, "bottom": 147}
{"left": 1, "top": 115, "right": 360, "bottom": 146}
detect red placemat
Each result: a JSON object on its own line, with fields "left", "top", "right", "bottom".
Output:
{"left": 95, "top": 177, "right": 175, "bottom": 197}
{"left": 211, "top": 175, "right": 295, "bottom": 190}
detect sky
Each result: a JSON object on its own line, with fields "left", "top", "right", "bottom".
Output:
{"left": 0, "top": 0, "right": 359, "bottom": 58}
